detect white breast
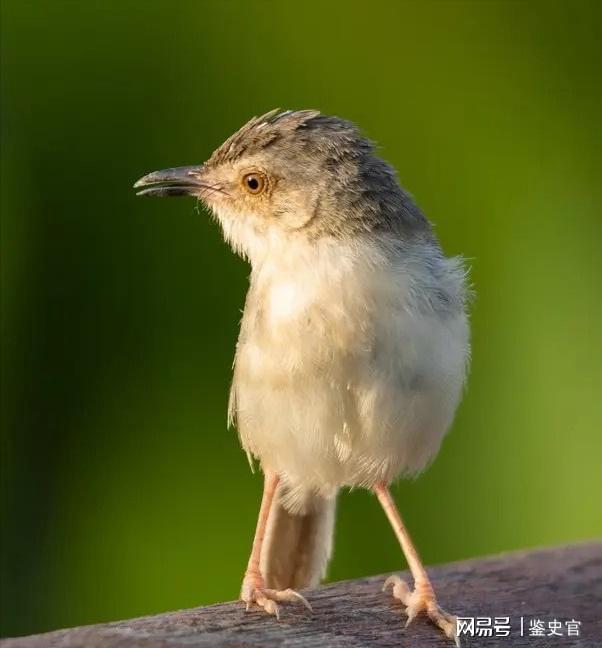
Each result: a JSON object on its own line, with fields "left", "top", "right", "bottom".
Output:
{"left": 229, "top": 235, "right": 469, "bottom": 501}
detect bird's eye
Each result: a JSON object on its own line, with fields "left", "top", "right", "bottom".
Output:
{"left": 242, "top": 172, "right": 267, "bottom": 195}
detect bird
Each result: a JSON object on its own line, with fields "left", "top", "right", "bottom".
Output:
{"left": 134, "top": 109, "right": 470, "bottom": 645}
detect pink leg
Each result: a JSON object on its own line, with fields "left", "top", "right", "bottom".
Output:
{"left": 240, "top": 472, "right": 311, "bottom": 618}
{"left": 374, "top": 483, "right": 459, "bottom": 646}
{"left": 242, "top": 471, "right": 279, "bottom": 593}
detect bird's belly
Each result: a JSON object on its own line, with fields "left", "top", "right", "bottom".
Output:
{"left": 231, "top": 305, "right": 468, "bottom": 495}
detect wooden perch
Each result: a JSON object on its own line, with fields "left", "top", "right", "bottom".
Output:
{"left": 2, "top": 543, "right": 600, "bottom": 647}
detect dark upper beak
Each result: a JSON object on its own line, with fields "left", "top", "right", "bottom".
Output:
{"left": 133, "top": 165, "right": 207, "bottom": 197}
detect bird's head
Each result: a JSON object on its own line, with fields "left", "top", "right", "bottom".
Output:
{"left": 134, "top": 110, "right": 430, "bottom": 262}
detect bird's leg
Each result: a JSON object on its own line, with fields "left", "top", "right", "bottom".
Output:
{"left": 374, "top": 483, "right": 459, "bottom": 646}
{"left": 240, "top": 471, "right": 312, "bottom": 619}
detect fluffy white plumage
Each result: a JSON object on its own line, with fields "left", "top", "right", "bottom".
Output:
{"left": 224, "top": 219, "right": 469, "bottom": 509}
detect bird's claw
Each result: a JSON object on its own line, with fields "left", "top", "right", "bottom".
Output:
{"left": 242, "top": 586, "right": 312, "bottom": 620}
{"left": 384, "top": 575, "right": 460, "bottom": 647}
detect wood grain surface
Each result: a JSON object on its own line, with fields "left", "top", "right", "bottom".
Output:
{"left": 3, "top": 543, "right": 600, "bottom": 648}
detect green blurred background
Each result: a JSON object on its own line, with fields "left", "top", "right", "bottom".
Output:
{"left": 2, "top": 0, "right": 601, "bottom": 638}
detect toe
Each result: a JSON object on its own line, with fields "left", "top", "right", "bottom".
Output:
{"left": 404, "top": 603, "right": 420, "bottom": 627}
{"left": 261, "top": 588, "right": 312, "bottom": 611}
{"left": 383, "top": 575, "right": 411, "bottom": 605}
{"left": 244, "top": 587, "right": 312, "bottom": 619}
{"left": 427, "top": 607, "right": 459, "bottom": 646}
{"left": 264, "top": 599, "right": 280, "bottom": 619}
{"left": 254, "top": 591, "right": 280, "bottom": 618}
{"left": 280, "top": 588, "right": 313, "bottom": 611}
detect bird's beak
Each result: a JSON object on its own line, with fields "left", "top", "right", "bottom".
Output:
{"left": 133, "top": 165, "right": 208, "bottom": 198}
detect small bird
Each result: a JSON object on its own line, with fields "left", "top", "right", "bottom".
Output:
{"left": 134, "top": 110, "right": 470, "bottom": 645}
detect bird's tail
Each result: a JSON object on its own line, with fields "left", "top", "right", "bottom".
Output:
{"left": 260, "top": 483, "right": 337, "bottom": 590}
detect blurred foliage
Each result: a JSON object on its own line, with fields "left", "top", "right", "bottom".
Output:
{"left": 1, "top": 0, "right": 601, "bottom": 638}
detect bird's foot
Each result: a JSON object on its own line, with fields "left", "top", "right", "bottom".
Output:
{"left": 241, "top": 573, "right": 312, "bottom": 620}
{"left": 383, "top": 575, "right": 460, "bottom": 647}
